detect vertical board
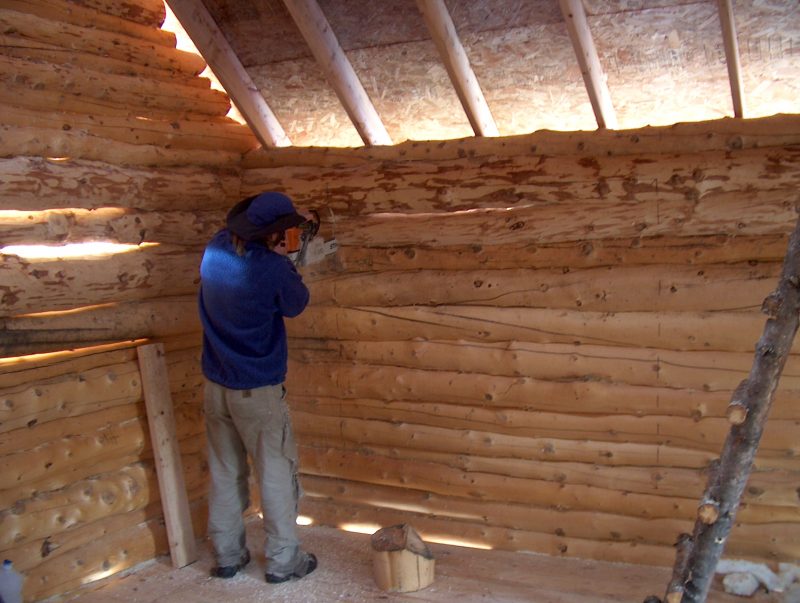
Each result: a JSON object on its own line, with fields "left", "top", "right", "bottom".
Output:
{"left": 137, "top": 343, "right": 197, "bottom": 568}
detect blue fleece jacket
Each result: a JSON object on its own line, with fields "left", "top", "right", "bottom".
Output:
{"left": 198, "top": 230, "right": 310, "bottom": 389}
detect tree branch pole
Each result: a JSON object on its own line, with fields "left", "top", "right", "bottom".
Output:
{"left": 659, "top": 211, "right": 800, "bottom": 603}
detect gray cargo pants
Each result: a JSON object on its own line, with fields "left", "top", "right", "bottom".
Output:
{"left": 204, "top": 380, "right": 304, "bottom": 575}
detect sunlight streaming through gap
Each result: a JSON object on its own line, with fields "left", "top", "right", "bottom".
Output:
{"left": 1, "top": 242, "right": 147, "bottom": 259}
{"left": 339, "top": 522, "right": 383, "bottom": 535}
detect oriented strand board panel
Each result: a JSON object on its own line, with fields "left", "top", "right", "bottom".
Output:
{"left": 205, "top": 0, "right": 800, "bottom": 146}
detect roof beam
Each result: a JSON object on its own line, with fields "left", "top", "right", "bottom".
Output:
{"left": 166, "top": 0, "right": 291, "bottom": 148}
{"left": 282, "top": 0, "right": 392, "bottom": 146}
{"left": 558, "top": 0, "right": 617, "bottom": 129}
{"left": 416, "top": 0, "right": 498, "bottom": 137}
{"left": 717, "top": 0, "right": 746, "bottom": 118}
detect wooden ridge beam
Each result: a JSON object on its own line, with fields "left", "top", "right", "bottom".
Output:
{"left": 415, "top": 0, "right": 498, "bottom": 137}
{"left": 282, "top": 0, "right": 392, "bottom": 146}
{"left": 558, "top": 0, "right": 617, "bottom": 129}
{"left": 166, "top": 0, "right": 291, "bottom": 148}
{"left": 717, "top": 0, "right": 746, "bottom": 118}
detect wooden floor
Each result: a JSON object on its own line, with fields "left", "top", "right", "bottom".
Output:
{"left": 58, "top": 521, "right": 789, "bottom": 603}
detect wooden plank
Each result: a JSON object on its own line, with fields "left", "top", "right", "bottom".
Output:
{"left": 136, "top": 343, "right": 196, "bottom": 568}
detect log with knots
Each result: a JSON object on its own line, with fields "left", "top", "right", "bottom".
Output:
{"left": 647, "top": 210, "right": 800, "bottom": 602}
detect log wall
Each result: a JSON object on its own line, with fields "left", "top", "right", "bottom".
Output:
{"left": 0, "top": 0, "right": 248, "bottom": 599}
{"left": 242, "top": 115, "right": 800, "bottom": 567}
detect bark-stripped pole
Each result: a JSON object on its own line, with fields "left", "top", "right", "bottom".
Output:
{"left": 658, "top": 211, "right": 800, "bottom": 602}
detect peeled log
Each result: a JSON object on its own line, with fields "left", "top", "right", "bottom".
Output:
{"left": 0, "top": 209, "right": 223, "bottom": 246}
{"left": 0, "top": 295, "right": 201, "bottom": 356}
{"left": 323, "top": 235, "right": 789, "bottom": 273}
{"left": 243, "top": 114, "right": 800, "bottom": 168}
{"left": 5, "top": 0, "right": 175, "bottom": 45}
{"left": 292, "top": 338, "right": 800, "bottom": 395}
{"left": 0, "top": 124, "right": 243, "bottom": 167}
{"left": 309, "top": 263, "right": 778, "bottom": 312}
{"left": 62, "top": 0, "right": 167, "bottom": 27}
{"left": 0, "top": 156, "right": 240, "bottom": 212}
{"left": 0, "top": 245, "right": 204, "bottom": 316}
{"left": 289, "top": 305, "right": 791, "bottom": 353}
{"left": 0, "top": 9, "right": 205, "bottom": 76}
{"left": 2, "top": 106, "right": 256, "bottom": 154}
{"left": 245, "top": 146, "right": 800, "bottom": 216}
{"left": 333, "top": 193, "right": 795, "bottom": 247}
{"left": 0, "top": 55, "right": 232, "bottom": 119}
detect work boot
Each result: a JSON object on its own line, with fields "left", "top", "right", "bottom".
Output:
{"left": 265, "top": 552, "right": 317, "bottom": 584}
{"left": 210, "top": 549, "right": 251, "bottom": 579}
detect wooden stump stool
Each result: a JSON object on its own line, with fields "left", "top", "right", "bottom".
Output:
{"left": 371, "top": 524, "right": 435, "bottom": 592}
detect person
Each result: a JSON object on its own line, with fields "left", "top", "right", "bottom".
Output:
{"left": 198, "top": 191, "right": 317, "bottom": 583}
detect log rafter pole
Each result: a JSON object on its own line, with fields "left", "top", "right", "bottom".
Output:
{"left": 166, "top": 0, "right": 291, "bottom": 148}
{"left": 558, "top": 0, "right": 617, "bottom": 129}
{"left": 717, "top": 0, "right": 746, "bottom": 118}
{"left": 658, "top": 211, "right": 800, "bottom": 603}
{"left": 281, "top": 0, "right": 392, "bottom": 146}
{"left": 415, "top": 0, "right": 499, "bottom": 137}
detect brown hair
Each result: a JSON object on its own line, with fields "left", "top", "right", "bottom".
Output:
{"left": 230, "top": 232, "right": 283, "bottom": 257}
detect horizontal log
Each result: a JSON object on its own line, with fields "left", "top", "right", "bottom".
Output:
{"left": 0, "top": 345, "right": 200, "bottom": 442}
{"left": 0, "top": 44, "right": 210, "bottom": 88}
{"left": 0, "top": 209, "right": 222, "bottom": 246}
{"left": 243, "top": 114, "right": 800, "bottom": 168}
{"left": 332, "top": 192, "right": 796, "bottom": 247}
{"left": 290, "top": 339, "right": 800, "bottom": 396}
{"left": 1, "top": 454, "right": 208, "bottom": 551}
{"left": 298, "top": 445, "right": 798, "bottom": 526}
{"left": 0, "top": 55, "right": 231, "bottom": 119}
{"left": 0, "top": 368, "right": 141, "bottom": 438}
{"left": 5, "top": 0, "right": 174, "bottom": 45}
{"left": 0, "top": 123, "right": 243, "bottom": 167}
{"left": 292, "top": 412, "right": 798, "bottom": 472}
{"left": 290, "top": 397, "right": 799, "bottom": 458}
{"left": 0, "top": 341, "right": 137, "bottom": 388}
{"left": 1, "top": 418, "right": 206, "bottom": 510}
{"left": 0, "top": 296, "right": 201, "bottom": 356}
{"left": 286, "top": 360, "right": 740, "bottom": 419}
{"left": 392, "top": 447, "right": 799, "bottom": 508}
{"left": 2, "top": 105, "right": 256, "bottom": 154}
{"left": 0, "top": 9, "right": 205, "bottom": 76}
{"left": 0, "top": 244, "right": 203, "bottom": 316}
{"left": 245, "top": 146, "right": 800, "bottom": 215}
{"left": 308, "top": 235, "right": 790, "bottom": 276}
{"left": 66, "top": 0, "right": 167, "bottom": 27}
{"left": 298, "top": 446, "right": 718, "bottom": 525}
{"left": 23, "top": 498, "right": 207, "bottom": 602}
{"left": 302, "top": 475, "right": 798, "bottom": 561}
{"left": 302, "top": 497, "right": 677, "bottom": 567}
{"left": 0, "top": 156, "right": 240, "bottom": 212}
{"left": 308, "top": 262, "right": 779, "bottom": 312}
{"left": 289, "top": 305, "right": 787, "bottom": 353}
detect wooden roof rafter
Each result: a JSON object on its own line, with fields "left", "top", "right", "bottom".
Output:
{"left": 558, "top": 0, "right": 617, "bottom": 130}
{"left": 166, "top": 0, "right": 291, "bottom": 148}
{"left": 717, "top": 0, "right": 746, "bottom": 118}
{"left": 415, "top": 0, "right": 499, "bottom": 138}
{"left": 281, "top": 0, "right": 392, "bottom": 147}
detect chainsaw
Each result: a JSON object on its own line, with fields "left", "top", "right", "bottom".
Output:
{"left": 285, "top": 209, "right": 338, "bottom": 267}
